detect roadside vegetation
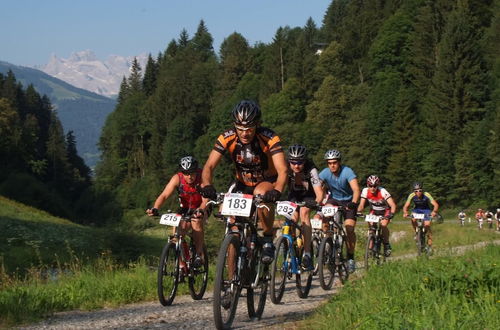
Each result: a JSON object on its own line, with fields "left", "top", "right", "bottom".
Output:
{"left": 306, "top": 244, "right": 500, "bottom": 329}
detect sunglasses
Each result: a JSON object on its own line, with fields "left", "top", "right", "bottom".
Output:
{"left": 368, "top": 184, "right": 378, "bottom": 188}
{"left": 234, "top": 125, "right": 256, "bottom": 131}
{"left": 289, "top": 160, "right": 305, "bottom": 165}
{"left": 414, "top": 189, "right": 423, "bottom": 193}
{"left": 182, "top": 171, "right": 197, "bottom": 176}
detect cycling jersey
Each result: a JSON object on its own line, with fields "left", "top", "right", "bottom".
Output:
{"left": 405, "top": 191, "right": 435, "bottom": 210}
{"left": 177, "top": 169, "right": 202, "bottom": 209}
{"left": 485, "top": 212, "right": 493, "bottom": 220}
{"left": 213, "top": 127, "right": 283, "bottom": 187}
{"left": 287, "top": 159, "right": 321, "bottom": 201}
{"left": 319, "top": 165, "right": 357, "bottom": 201}
{"left": 458, "top": 212, "right": 466, "bottom": 219}
{"left": 360, "top": 187, "right": 392, "bottom": 212}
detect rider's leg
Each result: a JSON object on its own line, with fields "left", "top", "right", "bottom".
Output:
{"left": 381, "top": 219, "right": 390, "bottom": 244}
{"left": 254, "top": 181, "right": 275, "bottom": 236}
{"left": 300, "top": 207, "right": 312, "bottom": 254}
{"left": 191, "top": 217, "right": 204, "bottom": 258}
{"left": 344, "top": 218, "right": 356, "bottom": 257}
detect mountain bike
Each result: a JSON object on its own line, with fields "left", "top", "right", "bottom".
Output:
{"left": 269, "top": 201, "right": 313, "bottom": 304}
{"left": 210, "top": 193, "right": 270, "bottom": 330}
{"left": 310, "top": 217, "right": 324, "bottom": 276}
{"left": 317, "top": 205, "right": 349, "bottom": 290}
{"left": 157, "top": 211, "right": 209, "bottom": 306}
{"left": 362, "top": 214, "right": 386, "bottom": 270}
{"left": 407, "top": 212, "right": 432, "bottom": 256}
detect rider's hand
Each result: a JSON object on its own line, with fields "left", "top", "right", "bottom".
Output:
{"left": 347, "top": 202, "right": 358, "bottom": 210}
{"left": 387, "top": 212, "right": 394, "bottom": 219}
{"left": 403, "top": 212, "right": 409, "bottom": 218}
{"left": 146, "top": 207, "right": 159, "bottom": 216}
{"left": 193, "top": 208, "right": 204, "bottom": 219}
{"left": 200, "top": 185, "right": 217, "bottom": 200}
{"left": 431, "top": 211, "right": 437, "bottom": 218}
{"left": 304, "top": 199, "right": 318, "bottom": 210}
{"left": 263, "top": 189, "right": 281, "bottom": 203}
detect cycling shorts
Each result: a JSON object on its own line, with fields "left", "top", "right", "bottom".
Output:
{"left": 369, "top": 208, "right": 392, "bottom": 219}
{"left": 412, "top": 209, "right": 432, "bottom": 221}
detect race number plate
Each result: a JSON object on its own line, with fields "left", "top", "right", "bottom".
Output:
{"left": 159, "top": 213, "right": 182, "bottom": 227}
{"left": 276, "top": 201, "right": 297, "bottom": 219}
{"left": 221, "top": 193, "right": 253, "bottom": 217}
{"left": 365, "top": 214, "right": 380, "bottom": 223}
{"left": 412, "top": 212, "right": 426, "bottom": 220}
{"left": 322, "top": 206, "right": 338, "bottom": 217}
{"left": 311, "top": 218, "right": 323, "bottom": 229}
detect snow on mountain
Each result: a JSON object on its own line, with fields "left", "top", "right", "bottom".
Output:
{"left": 36, "top": 50, "right": 148, "bottom": 98}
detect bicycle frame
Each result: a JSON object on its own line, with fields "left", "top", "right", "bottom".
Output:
{"left": 280, "top": 218, "right": 303, "bottom": 276}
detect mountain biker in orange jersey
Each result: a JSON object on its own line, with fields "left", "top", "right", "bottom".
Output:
{"left": 357, "top": 175, "right": 397, "bottom": 257}
{"left": 146, "top": 156, "right": 207, "bottom": 267}
{"left": 286, "top": 144, "right": 324, "bottom": 269}
{"left": 475, "top": 208, "right": 485, "bottom": 229}
{"left": 402, "top": 182, "right": 439, "bottom": 249}
{"left": 200, "top": 100, "right": 288, "bottom": 264}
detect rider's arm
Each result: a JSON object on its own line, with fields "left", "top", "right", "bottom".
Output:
{"left": 201, "top": 149, "right": 223, "bottom": 186}
{"left": 430, "top": 198, "right": 439, "bottom": 217}
{"left": 387, "top": 196, "right": 397, "bottom": 214}
{"left": 402, "top": 196, "right": 411, "bottom": 217}
{"left": 309, "top": 168, "right": 324, "bottom": 204}
{"left": 146, "top": 174, "right": 180, "bottom": 216}
{"left": 271, "top": 151, "right": 288, "bottom": 193}
{"left": 357, "top": 198, "right": 366, "bottom": 213}
{"left": 349, "top": 177, "right": 360, "bottom": 204}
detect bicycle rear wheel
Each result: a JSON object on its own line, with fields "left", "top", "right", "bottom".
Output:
{"left": 295, "top": 240, "right": 313, "bottom": 298}
{"left": 270, "top": 236, "right": 289, "bottom": 304}
{"left": 213, "top": 234, "right": 241, "bottom": 330}
{"left": 157, "top": 241, "right": 179, "bottom": 306}
{"left": 334, "top": 236, "right": 349, "bottom": 284}
{"left": 318, "top": 236, "right": 335, "bottom": 290}
{"left": 189, "top": 244, "right": 209, "bottom": 300}
{"left": 247, "top": 243, "right": 268, "bottom": 319}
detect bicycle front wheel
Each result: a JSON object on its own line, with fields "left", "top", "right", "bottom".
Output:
{"left": 270, "top": 235, "right": 289, "bottom": 304}
{"left": 334, "top": 236, "right": 349, "bottom": 284}
{"left": 416, "top": 229, "right": 424, "bottom": 256}
{"left": 318, "top": 236, "right": 335, "bottom": 290}
{"left": 295, "top": 240, "right": 313, "bottom": 299}
{"left": 364, "top": 235, "right": 376, "bottom": 270}
{"left": 213, "top": 234, "right": 241, "bottom": 330}
{"left": 247, "top": 242, "right": 268, "bottom": 319}
{"left": 189, "top": 244, "right": 209, "bottom": 300}
{"left": 157, "top": 241, "right": 179, "bottom": 306}
{"left": 312, "top": 235, "right": 321, "bottom": 276}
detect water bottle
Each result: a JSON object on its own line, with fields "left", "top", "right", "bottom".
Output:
{"left": 296, "top": 237, "right": 303, "bottom": 249}
{"left": 283, "top": 224, "right": 290, "bottom": 235}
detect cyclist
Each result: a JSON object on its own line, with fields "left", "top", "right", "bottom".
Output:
{"left": 146, "top": 156, "right": 207, "bottom": 267}
{"left": 200, "top": 100, "right": 288, "bottom": 264}
{"left": 315, "top": 149, "right": 360, "bottom": 273}
{"left": 286, "top": 144, "right": 324, "bottom": 269}
{"left": 402, "top": 182, "right": 439, "bottom": 251}
{"left": 485, "top": 210, "right": 494, "bottom": 229}
{"left": 357, "top": 175, "right": 397, "bottom": 257}
{"left": 458, "top": 210, "right": 466, "bottom": 226}
{"left": 495, "top": 208, "right": 500, "bottom": 231}
{"left": 475, "top": 208, "right": 484, "bottom": 229}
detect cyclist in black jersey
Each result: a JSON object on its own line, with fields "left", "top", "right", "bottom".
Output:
{"left": 286, "top": 144, "right": 324, "bottom": 268}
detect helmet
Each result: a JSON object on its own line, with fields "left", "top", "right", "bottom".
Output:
{"left": 324, "top": 149, "right": 342, "bottom": 160}
{"left": 412, "top": 182, "right": 423, "bottom": 190}
{"left": 232, "top": 100, "right": 261, "bottom": 127}
{"left": 288, "top": 144, "right": 307, "bottom": 160}
{"left": 179, "top": 156, "right": 198, "bottom": 172}
{"left": 367, "top": 175, "right": 380, "bottom": 187}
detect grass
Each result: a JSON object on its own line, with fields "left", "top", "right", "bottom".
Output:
{"left": 305, "top": 244, "right": 500, "bottom": 329}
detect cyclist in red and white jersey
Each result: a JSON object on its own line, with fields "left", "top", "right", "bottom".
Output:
{"left": 357, "top": 175, "right": 397, "bottom": 257}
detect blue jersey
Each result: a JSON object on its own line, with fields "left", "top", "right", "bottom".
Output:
{"left": 319, "top": 165, "right": 357, "bottom": 201}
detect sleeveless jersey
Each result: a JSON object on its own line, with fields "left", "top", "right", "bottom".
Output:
{"left": 405, "top": 191, "right": 435, "bottom": 210}
{"left": 213, "top": 127, "right": 283, "bottom": 186}
{"left": 288, "top": 159, "right": 321, "bottom": 195}
{"left": 177, "top": 169, "right": 202, "bottom": 209}
{"left": 360, "top": 187, "right": 392, "bottom": 212}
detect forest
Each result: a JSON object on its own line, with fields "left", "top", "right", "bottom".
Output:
{"left": 1, "top": 0, "right": 498, "bottom": 225}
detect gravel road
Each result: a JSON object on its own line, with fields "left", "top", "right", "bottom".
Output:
{"left": 20, "top": 239, "right": 500, "bottom": 330}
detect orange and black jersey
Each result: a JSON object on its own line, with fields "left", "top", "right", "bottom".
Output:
{"left": 213, "top": 127, "right": 283, "bottom": 186}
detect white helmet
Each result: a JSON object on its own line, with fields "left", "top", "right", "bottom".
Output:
{"left": 324, "top": 149, "right": 341, "bottom": 160}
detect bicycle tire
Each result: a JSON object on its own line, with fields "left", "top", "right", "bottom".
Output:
{"left": 270, "top": 235, "right": 289, "bottom": 304}
{"left": 213, "top": 234, "right": 241, "bottom": 330}
{"left": 312, "top": 235, "right": 321, "bottom": 276}
{"left": 318, "top": 236, "right": 335, "bottom": 290}
{"left": 189, "top": 244, "right": 209, "bottom": 300}
{"left": 157, "top": 241, "right": 179, "bottom": 306}
{"left": 416, "top": 228, "right": 423, "bottom": 256}
{"left": 246, "top": 243, "right": 268, "bottom": 319}
{"left": 364, "top": 234, "right": 376, "bottom": 270}
{"left": 334, "top": 235, "right": 349, "bottom": 284}
{"left": 295, "top": 239, "right": 313, "bottom": 298}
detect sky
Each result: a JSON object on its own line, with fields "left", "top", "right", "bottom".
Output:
{"left": 1, "top": 0, "right": 330, "bottom": 67}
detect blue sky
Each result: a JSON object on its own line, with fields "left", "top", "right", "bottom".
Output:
{"left": 1, "top": 0, "right": 330, "bottom": 66}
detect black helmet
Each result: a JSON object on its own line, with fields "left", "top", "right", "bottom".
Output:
{"left": 179, "top": 156, "right": 198, "bottom": 172}
{"left": 288, "top": 144, "right": 307, "bottom": 160}
{"left": 412, "top": 182, "right": 423, "bottom": 190}
{"left": 232, "top": 100, "right": 261, "bottom": 127}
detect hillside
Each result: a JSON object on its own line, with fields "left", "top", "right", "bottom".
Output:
{"left": 0, "top": 61, "right": 116, "bottom": 168}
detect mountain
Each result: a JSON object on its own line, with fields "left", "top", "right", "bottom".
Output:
{"left": 36, "top": 50, "right": 148, "bottom": 98}
{"left": 0, "top": 61, "right": 116, "bottom": 168}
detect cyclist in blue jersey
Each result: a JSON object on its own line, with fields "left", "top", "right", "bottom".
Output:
{"left": 316, "top": 149, "right": 360, "bottom": 273}
{"left": 402, "top": 182, "right": 439, "bottom": 249}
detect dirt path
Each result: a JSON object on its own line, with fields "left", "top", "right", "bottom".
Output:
{"left": 20, "top": 239, "right": 500, "bottom": 330}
